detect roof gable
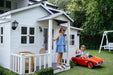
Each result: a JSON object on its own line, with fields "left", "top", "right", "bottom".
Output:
{"left": 38, "top": 12, "right": 74, "bottom": 22}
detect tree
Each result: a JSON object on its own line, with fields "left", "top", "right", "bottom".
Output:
{"left": 83, "top": 0, "right": 113, "bottom": 36}
{"left": 67, "top": 0, "right": 113, "bottom": 43}
{"left": 67, "top": 0, "right": 87, "bottom": 27}
{"left": 48, "top": 0, "right": 113, "bottom": 44}
{"left": 48, "top": 0, "right": 71, "bottom": 11}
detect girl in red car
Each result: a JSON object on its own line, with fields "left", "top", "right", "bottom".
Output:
{"left": 75, "top": 45, "right": 86, "bottom": 59}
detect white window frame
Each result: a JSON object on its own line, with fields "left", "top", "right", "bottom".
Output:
{"left": 0, "top": 27, "right": 3, "bottom": 44}
{"left": 64, "top": 34, "right": 75, "bottom": 45}
{"left": 21, "top": 26, "right": 35, "bottom": 45}
{"left": 70, "top": 34, "right": 75, "bottom": 45}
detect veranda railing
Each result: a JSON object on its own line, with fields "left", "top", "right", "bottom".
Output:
{"left": 11, "top": 53, "right": 51, "bottom": 74}
{"left": 11, "top": 52, "right": 68, "bottom": 74}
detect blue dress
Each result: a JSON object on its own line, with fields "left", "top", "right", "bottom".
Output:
{"left": 56, "top": 35, "right": 67, "bottom": 53}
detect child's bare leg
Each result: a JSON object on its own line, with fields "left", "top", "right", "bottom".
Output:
{"left": 60, "top": 53, "right": 63, "bottom": 66}
{"left": 60, "top": 53, "right": 66, "bottom": 68}
{"left": 57, "top": 53, "right": 61, "bottom": 66}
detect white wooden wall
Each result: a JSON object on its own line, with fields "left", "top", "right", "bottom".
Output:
{"left": 11, "top": 6, "right": 50, "bottom": 54}
{"left": 0, "top": 20, "right": 11, "bottom": 69}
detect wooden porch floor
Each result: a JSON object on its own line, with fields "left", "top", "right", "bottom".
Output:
{"left": 25, "top": 63, "right": 70, "bottom": 74}
{"left": 36, "top": 63, "right": 69, "bottom": 70}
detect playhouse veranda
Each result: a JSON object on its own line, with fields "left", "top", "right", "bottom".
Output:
{"left": 11, "top": 20, "right": 71, "bottom": 74}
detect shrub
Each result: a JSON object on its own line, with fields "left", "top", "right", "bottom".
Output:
{"left": 35, "top": 67, "right": 54, "bottom": 75}
{"left": 0, "top": 66, "right": 19, "bottom": 75}
{"left": 70, "top": 60, "right": 74, "bottom": 68}
{"left": 27, "top": 73, "right": 38, "bottom": 75}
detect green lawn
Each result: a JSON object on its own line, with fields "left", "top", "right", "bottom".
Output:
{"left": 55, "top": 50, "right": 113, "bottom": 75}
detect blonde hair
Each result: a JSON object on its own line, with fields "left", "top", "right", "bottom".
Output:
{"left": 81, "top": 45, "right": 86, "bottom": 49}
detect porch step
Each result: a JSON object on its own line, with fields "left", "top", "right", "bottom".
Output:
{"left": 54, "top": 66, "right": 70, "bottom": 74}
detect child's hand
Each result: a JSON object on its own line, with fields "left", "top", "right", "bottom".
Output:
{"left": 52, "top": 38, "right": 55, "bottom": 41}
{"left": 75, "top": 49, "right": 78, "bottom": 54}
{"left": 76, "top": 49, "right": 80, "bottom": 54}
{"left": 76, "top": 49, "right": 79, "bottom": 51}
{"left": 66, "top": 40, "right": 68, "bottom": 43}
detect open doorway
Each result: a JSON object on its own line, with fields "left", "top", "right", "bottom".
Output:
{"left": 43, "top": 28, "right": 54, "bottom": 50}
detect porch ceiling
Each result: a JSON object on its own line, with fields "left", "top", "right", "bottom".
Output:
{"left": 54, "top": 19, "right": 67, "bottom": 25}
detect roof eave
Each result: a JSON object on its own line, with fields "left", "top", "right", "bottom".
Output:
{"left": 70, "top": 26, "right": 83, "bottom": 31}
{"left": 0, "top": 3, "right": 53, "bottom": 18}
{"left": 63, "top": 12, "right": 74, "bottom": 22}
{"left": 0, "top": 12, "right": 11, "bottom": 18}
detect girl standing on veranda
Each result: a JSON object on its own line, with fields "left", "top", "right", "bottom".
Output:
{"left": 53, "top": 27, "right": 67, "bottom": 69}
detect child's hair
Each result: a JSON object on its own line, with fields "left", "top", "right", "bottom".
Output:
{"left": 81, "top": 45, "right": 86, "bottom": 49}
{"left": 59, "top": 27, "right": 66, "bottom": 33}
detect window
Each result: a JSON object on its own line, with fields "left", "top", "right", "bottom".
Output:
{"left": 0, "top": 0, "right": 4, "bottom": 7}
{"left": 29, "top": 27, "right": 35, "bottom": 44}
{"left": 21, "top": 27, "right": 35, "bottom": 44}
{"left": 63, "top": 34, "right": 75, "bottom": 45}
{"left": 70, "top": 35, "right": 75, "bottom": 45}
{"left": 0, "top": 27, "right": 3, "bottom": 44}
{"left": 6, "top": 1, "right": 11, "bottom": 8}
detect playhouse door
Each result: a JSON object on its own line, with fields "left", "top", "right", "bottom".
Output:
{"left": 44, "top": 28, "right": 48, "bottom": 50}
{"left": 43, "top": 28, "right": 54, "bottom": 50}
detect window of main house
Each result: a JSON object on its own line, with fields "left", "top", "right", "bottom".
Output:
{"left": 0, "top": 27, "right": 3, "bottom": 44}
{"left": 21, "top": 27, "right": 35, "bottom": 44}
{"left": 0, "top": 0, "right": 4, "bottom": 7}
{"left": 70, "top": 35, "right": 75, "bottom": 45}
{"left": 64, "top": 34, "right": 75, "bottom": 45}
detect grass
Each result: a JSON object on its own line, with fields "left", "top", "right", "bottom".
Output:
{"left": 55, "top": 49, "right": 113, "bottom": 75}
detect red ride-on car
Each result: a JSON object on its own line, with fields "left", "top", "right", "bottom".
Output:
{"left": 71, "top": 56, "right": 103, "bottom": 69}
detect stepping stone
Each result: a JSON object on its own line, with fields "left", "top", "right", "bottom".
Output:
{"left": 109, "top": 62, "right": 113, "bottom": 64}
{"left": 103, "top": 58, "right": 109, "bottom": 60}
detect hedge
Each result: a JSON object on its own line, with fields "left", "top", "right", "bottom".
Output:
{"left": 0, "top": 66, "right": 19, "bottom": 75}
{"left": 0, "top": 66, "right": 54, "bottom": 75}
{"left": 80, "top": 43, "right": 100, "bottom": 50}
{"left": 27, "top": 73, "right": 38, "bottom": 75}
{"left": 35, "top": 67, "right": 54, "bottom": 75}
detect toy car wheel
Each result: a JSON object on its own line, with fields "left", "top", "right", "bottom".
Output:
{"left": 88, "top": 62, "right": 94, "bottom": 69}
{"left": 72, "top": 59, "right": 78, "bottom": 66}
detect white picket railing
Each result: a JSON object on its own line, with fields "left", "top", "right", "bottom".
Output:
{"left": 52, "top": 52, "right": 68, "bottom": 65}
{"left": 11, "top": 53, "right": 51, "bottom": 74}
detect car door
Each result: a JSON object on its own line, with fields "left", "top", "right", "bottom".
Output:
{"left": 78, "top": 58, "right": 87, "bottom": 66}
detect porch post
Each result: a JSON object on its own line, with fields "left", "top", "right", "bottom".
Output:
{"left": 48, "top": 19, "right": 53, "bottom": 67}
{"left": 67, "top": 21, "right": 70, "bottom": 66}
{"left": 20, "top": 54, "right": 25, "bottom": 74}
